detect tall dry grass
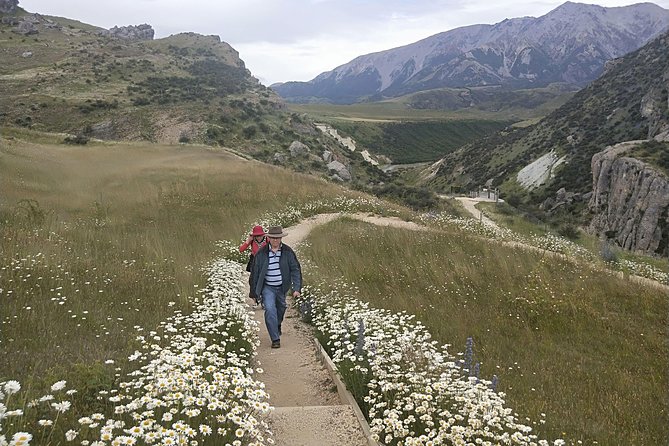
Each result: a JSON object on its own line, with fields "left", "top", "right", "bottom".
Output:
{"left": 301, "top": 217, "right": 668, "bottom": 446}
{"left": 0, "top": 135, "right": 347, "bottom": 412}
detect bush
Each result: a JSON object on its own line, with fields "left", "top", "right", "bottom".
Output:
{"left": 242, "top": 125, "right": 257, "bottom": 139}
{"left": 557, "top": 223, "right": 580, "bottom": 240}
{"left": 64, "top": 134, "right": 90, "bottom": 145}
{"left": 600, "top": 240, "right": 618, "bottom": 263}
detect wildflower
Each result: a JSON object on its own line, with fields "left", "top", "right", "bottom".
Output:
{"left": 51, "top": 380, "right": 67, "bottom": 392}
{"left": 65, "top": 430, "right": 78, "bottom": 441}
{"left": 10, "top": 432, "right": 32, "bottom": 445}
{"left": 4, "top": 381, "right": 20, "bottom": 395}
{"left": 38, "top": 419, "right": 54, "bottom": 427}
{"left": 52, "top": 401, "right": 72, "bottom": 413}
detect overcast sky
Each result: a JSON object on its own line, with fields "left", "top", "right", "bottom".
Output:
{"left": 19, "top": 0, "right": 669, "bottom": 85}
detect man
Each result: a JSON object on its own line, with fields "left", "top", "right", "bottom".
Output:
{"left": 250, "top": 225, "right": 302, "bottom": 349}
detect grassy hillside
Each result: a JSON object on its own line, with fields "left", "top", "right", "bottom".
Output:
{"left": 0, "top": 129, "right": 357, "bottom": 398}
{"left": 301, "top": 217, "right": 668, "bottom": 446}
{"left": 404, "top": 83, "right": 576, "bottom": 117}
{"left": 1, "top": 13, "right": 422, "bottom": 197}
{"left": 0, "top": 16, "right": 269, "bottom": 141}
{"left": 324, "top": 119, "right": 511, "bottom": 164}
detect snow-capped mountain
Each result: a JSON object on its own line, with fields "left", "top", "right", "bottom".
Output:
{"left": 273, "top": 2, "right": 669, "bottom": 104}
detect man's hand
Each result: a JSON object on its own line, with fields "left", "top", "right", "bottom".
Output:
{"left": 293, "top": 291, "right": 301, "bottom": 298}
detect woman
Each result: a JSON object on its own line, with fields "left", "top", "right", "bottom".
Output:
{"left": 239, "top": 225, "right": 267, "bottom": 305}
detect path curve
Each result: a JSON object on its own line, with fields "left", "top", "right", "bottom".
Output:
{"left": 454, "top": 197, "right": 499, "bottom": 229}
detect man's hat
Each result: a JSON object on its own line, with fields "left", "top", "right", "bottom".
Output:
{"left": 267, "top": 226, "right": 288, "bottom": 238}
{"left": 250, "top": 225, "right": 266, "bottom": 237}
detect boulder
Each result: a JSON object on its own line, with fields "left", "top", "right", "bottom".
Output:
{"left": 273, "top": 152, "right": 287, "bottom": 164}
{"left": 21, "top": 51, "right": 32, "bottom": 58}
{"left": 322, "top": 150, "right": 333, "bottom": 163}
{"left": 14, "top": 19, "right": 37, "bottom": 35}
{"left": 288, "top": 140, "right": 309, "bottom": 157}
{"left": 327, "top": 160, "right": 351, "bottom": 181}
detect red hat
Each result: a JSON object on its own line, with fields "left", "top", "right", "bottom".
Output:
{"left": 250, "top": 225, "right": 266, "bottom": 237}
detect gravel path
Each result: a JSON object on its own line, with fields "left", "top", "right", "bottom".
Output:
{"left": 245, "top": 212, "right": 424, "bottom": 445}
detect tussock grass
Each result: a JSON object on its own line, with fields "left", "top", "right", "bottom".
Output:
{"left": 0, "top": 134, "right": 348, "bottom": 412}
{"left": 301, "top": 217, "right": 668, "bottom": 446}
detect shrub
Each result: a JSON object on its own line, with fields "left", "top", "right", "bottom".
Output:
{"left": 64, "top": 134, "right": 90, "bottom": 145}
{"left": 600, "top": 240, "right": 618, "bottom": 263}
{"left": 557, "top": 223, "right": 579, "bottom": 240}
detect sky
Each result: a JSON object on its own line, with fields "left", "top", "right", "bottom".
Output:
{"left": 19, "top": 0, "right": 669, "bottom": 86}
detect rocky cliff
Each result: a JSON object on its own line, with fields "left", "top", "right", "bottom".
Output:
{"left": 99, "top": 24, "right": 154, "bottom": 41}
{"left": 0, "top": 0, "right": 18, "bottom": 14}
{"left": 589, "top": 141, "right": 669, "bottom": 257}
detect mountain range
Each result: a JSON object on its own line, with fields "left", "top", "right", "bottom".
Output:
{"left": 273, "top": 2, "right": 669, "bottom": 104}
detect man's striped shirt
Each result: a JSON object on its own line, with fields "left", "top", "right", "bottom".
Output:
{"left": 265, "top": 248, "right": 282, "bottom": 287}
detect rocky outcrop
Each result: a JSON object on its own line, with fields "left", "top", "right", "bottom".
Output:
{"left": 589, "top": 141, "right": 669, "bottom": 257}
{"left": 516, "top": 151, "right": 567, "bottom": 190}
{"left": 288, "top": 141, "right": 309, "bottom": 157}
{"left": 540, "top": 188, "right": 590, "bottom": 214}
{"left": 0, "top": 0, "right": 18, "bottom": 14}
{"left": 99, "top": 24, "right": 154, "bottom": 41}
{"left": 327, "top": 160, "right": 351, "bottom": 181}
{"left": 640, "top": 80, "right": 669, "bottom": 142}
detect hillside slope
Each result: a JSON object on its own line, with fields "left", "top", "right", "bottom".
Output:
{"left": 422, "top": 30, "right": 669, "bottom": 255}
{"left": 427, "top": 30, "right": 669, "bottom": 199}
{"left": 0, "top": 7, "right": 393, "bottom": 188}
{"left": 0, "top": 9, "right": 267, "bottom": 142}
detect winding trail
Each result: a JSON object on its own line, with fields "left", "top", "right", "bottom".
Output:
{"left": 243, "top": 213, "right": 423, "bottom": 446}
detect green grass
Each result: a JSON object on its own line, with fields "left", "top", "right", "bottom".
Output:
{"left": 477, "top": 201, "right": 669, "bottom": 275}
{"left": 287, "top": 84, "right": 574, "bottom": 123}
{"left": 301, "top": 217, "right": 668, "bottom": 446}
{"left": 327, "top": 119, "right": 511, "bottom": 164}
{"left": 288, "top": 101, "right": 515, "bottom": 122}
{"left": 477, "top": 201, "right": 549, "bottom": 237}
{"left": 0, "top": 132, "right": 351, "bottom": 415}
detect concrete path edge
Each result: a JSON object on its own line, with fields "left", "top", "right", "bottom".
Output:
{"left": 313, "top": 338, "right": 381, "bottom": 446}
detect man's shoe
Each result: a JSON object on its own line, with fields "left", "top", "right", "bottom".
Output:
{"left": 271, "top": 340, "right": 281, "bottom": 349}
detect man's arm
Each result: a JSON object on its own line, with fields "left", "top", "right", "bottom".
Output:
{"left": 288, "top": 249, "right": 302, "bottom": 296}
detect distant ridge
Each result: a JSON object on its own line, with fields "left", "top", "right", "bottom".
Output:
{"left": 273, "top": 2, "right": 669, "bottom": 104}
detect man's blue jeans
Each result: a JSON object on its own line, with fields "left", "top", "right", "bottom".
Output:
{"left": 262, "top": 285, "right": 286, "bottom": 342}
